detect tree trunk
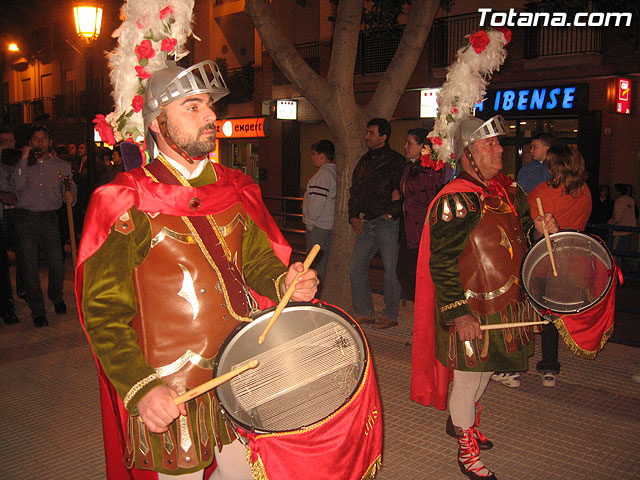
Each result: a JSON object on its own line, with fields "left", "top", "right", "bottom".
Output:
{"left": 244, "top": 0, "right": 439, "bottom": 310}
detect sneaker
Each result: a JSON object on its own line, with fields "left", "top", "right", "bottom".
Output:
{"left": 541, "top": 371, "right": 556, "bottom": 387}
{"left": 491, "top": 372, "right": 521, "bottom": 388}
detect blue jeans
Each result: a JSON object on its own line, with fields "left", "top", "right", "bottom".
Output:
{"left": 349, "top": 218, "right": 401, "bottom": 320}
{"left": 13, "top": 209, "right": 65, "bottom": 319}
{"left": 305, "top": 225, "right": 332, "bottom": 284}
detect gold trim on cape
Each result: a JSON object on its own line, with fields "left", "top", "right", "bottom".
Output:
{"left": 553, "top": 318, "right": 613, "bottom": 359}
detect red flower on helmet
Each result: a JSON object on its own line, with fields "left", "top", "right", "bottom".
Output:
{"left": 161, "top": 37, "right": 177, "bottom": 53}
{"left": 132, "top": 95, "right": 144, "bottom": 113}
{"left": 469, "top": 30, "right": 490, "bottom": 54}
{"left": 495, "top": 26, "right": 512, "bottom": 44}
{"left": 135, "top": 40, "right": 156, "bottom": 61}
{"left": 135, "top": 65, "right": 151, "bottom": 79}
{"left": 159, "top": 6, "right": 174, "bottom": 19}
{"left": 93, "top": 114, "right": 116, "bottom": 146}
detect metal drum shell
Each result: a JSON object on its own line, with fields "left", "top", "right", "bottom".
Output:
{"left": 214, "top": 302, "right": 368, "bottom": 435}
{"left": 521, "top": 230, "right": 614, "bottom": 318}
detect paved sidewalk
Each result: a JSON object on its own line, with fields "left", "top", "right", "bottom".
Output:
{"left": 1, "top": 260, "right": 639, "bottom": 479}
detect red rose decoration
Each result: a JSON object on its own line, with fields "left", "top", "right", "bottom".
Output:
{"left": 93, "top": 114, "right": 116, "bottom": 146}
{"left": 161, "top": 37, "right": 178, "bottom": 53}
{"left": 135, "top": 40, "right": 156, "bottom": 60}
{"left": 469, "top": 30, "right": 490, "bottom": 54}
{"left": 496, "top": 26, "right": 512, "bottom": 45}
{"left": 429, "top": 136, "right": 443, "bottom": 146}
{"left": 159, "top": 6, "right": 174, "bottom": 19}
{"left": 135, "top": 65, "right": 151, "bottom": 79}
{"left": 132, "top": 95, "right": 144, "bottom": 113}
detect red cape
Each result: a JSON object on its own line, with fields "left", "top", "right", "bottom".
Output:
{"left": 410, "top": 177, "right": 485, "bottom": 410}
{"left": 75, "top": 162, "right": 291, "bottom": 479}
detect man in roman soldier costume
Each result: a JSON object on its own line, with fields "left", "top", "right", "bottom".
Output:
{"left": 76, "top": 55, "right": 318, "bottom": 480}
{"left": 411, "top": 114, "right": 558, "bottom": 479}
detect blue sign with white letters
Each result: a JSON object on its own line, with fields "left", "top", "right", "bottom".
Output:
{"left": 475, "top": 84, "right": 589, "bottom": 116}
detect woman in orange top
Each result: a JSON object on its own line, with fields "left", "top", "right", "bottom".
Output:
{"left": 527, "top": 144, "right": 592, "bottom": 386}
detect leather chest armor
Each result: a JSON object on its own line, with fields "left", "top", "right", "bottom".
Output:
{"left": 459, "top": 187, "right": 527, "bottom": 315}
{"left": 130, "top": 204, "right": 254, "bottom": 393}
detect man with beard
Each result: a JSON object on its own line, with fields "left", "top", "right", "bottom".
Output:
{"left": 76, "top": 61, "right": 318, "bottom": 480}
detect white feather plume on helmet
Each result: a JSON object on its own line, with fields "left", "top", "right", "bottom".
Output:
{"left": 94, "top": 0, "right": 195, "bottom": 155}
{"left": 426, "top": 27, "right": 511, "bottom": 167}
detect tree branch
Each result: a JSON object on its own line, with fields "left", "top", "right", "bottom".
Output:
{"left": 367, "top": 0, "right": 439, "bottom": 118}
{"left": 327, "top": 0, "right": 363, "bottom": 91}
{"left": 244, "top": 0, "right": 330, "bottom": 109}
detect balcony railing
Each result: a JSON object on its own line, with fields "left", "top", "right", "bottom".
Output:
{"left": 225, "top": 65, "right": 254, "bottom": 104}
{"left": 525, "top": 24, "right": 602, "bottom": 58}
{"left": 4, "top": 90, "right": 113, "bottom": 126}
{"left": 430, "top": 13, "right": 481, "bottom": 69}
{"left": 355, "top": 26, "right": 405, "bottom": 75}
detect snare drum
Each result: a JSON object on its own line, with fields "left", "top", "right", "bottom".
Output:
{"left": 215, "top": 302, "right": 382, "bottom": 480}
{"left": 521, "top": 231, "right": 620, "bottom": 358}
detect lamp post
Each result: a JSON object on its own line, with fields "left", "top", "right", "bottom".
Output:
{"left": 73, "top": 2, "right": 103, "bottom": 189}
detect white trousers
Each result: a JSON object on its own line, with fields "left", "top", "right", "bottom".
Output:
{"left": 449, "top": 370, "right": 493, "bottom": 430}
{"left": 157, "top": 439, "right": 253, "bottom": 480}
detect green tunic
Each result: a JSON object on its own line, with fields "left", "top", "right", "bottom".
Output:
{"left": 429, "top": 185, "right": 537, "bottom": 372}
{"left": 82, "top": 162, "right": 288, "bottom": 474}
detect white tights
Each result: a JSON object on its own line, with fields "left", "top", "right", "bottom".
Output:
{"left": 157, "top": 439, "right": 253, "bottom": 480}
{"left": 449, "top": 370, "right": 493, "bottom": 429}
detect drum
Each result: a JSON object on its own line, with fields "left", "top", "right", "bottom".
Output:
{"left": 521, "top": 231, "right": 619, "bottom": 358}
{"left": 215, "top": 302, "right": 383, "bottom": 480}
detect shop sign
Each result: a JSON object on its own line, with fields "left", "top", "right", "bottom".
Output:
{"left": 420, "top": 88, "right": 441, "bottom": 118}
{"left": 216, "top": 117, "right": 267, "bottom": 138}
{"left": 616, "top": 78, "right": 631, "bottom": 114}
{"left": 475, "top": 84, "right": 589, "bottom": 116}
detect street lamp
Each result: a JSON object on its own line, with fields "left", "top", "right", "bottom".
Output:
{"left": 8, "top": 43, "right": 19, "bottom": 52}
{"left": 73, "top": 1, "right": 103, "bottom": 189}
{"left": 73, "top": 3, "right": 103, "bottom": 42}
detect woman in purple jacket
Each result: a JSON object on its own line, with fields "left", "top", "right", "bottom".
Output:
{"left": 396, "top": 128, "right": 452, "bottom": 301}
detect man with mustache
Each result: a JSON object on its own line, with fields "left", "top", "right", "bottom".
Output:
{"left": 77, "top": 60, "right": 318, "bottom": 480}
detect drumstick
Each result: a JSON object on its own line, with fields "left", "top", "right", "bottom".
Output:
{"left": 480, "top": 320, "right": 549, "bottom": 331}
{"left": 536, "top": 197, "right": 558, "bottom": 277}
{"left": 173, "top": 359, "right": 259, "bottom": 405}
{"left": 258, "top": 244, "right": 321, "bottom": 345}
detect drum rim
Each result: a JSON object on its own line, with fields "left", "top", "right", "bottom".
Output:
{"left": 520, "top": 230, "right": 614, "bottom": 316}
{"left": 214, "top": 301, "right": 369, "bottom": 434}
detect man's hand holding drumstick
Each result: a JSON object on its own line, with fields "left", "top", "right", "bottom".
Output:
{"left": 137, "top": 253, "right": 319, "bottom": 433}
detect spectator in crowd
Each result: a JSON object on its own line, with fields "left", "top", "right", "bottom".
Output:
{"left": 527, "top": 144, "right": 592, "bottom": 387}
{"left": 494, "top": 131, "right": 557, "bottom": 389}
{"left": 608, "top": 183, "right": 637, "bottom": 271}
{"left": 302, "top": 139, "right": 336, "bottom": 285}
{"left": 0, "top": 128, "right": 19, "bottom": 324}
{"left": 348, "top": 118, "right": 405, "bottom": 329}
{"left": 590, "top": 184, "right": 614, "bottom": 224}
{"left": 13, "top": 125, "right": 77, "bottom": 327}
{"left": 396, "top": 128, "right": 452, "bottom": 301}
{"left": 517, "top": 132, "right": 556, "bottom": 194}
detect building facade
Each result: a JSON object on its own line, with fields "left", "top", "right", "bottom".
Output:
{"left": 2, "top": 0, "right": 639, "bottom": 202}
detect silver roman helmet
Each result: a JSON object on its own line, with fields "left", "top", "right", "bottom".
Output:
{"left": 143, "top": 60, "right": 230, "bottom": 155}
{"left": 453, "top": 114, "right": 508, "bottom": 162}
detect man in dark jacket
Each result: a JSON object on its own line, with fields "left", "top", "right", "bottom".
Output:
{"left": 348, "top": 118, "right": 405, "bottom": 329}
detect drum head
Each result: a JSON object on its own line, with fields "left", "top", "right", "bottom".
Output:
{"left": 521, "top": 231, "right": 613, "bottom": 315}
{"left": 215, "top": 303, "right": 367, "bottom": 433}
